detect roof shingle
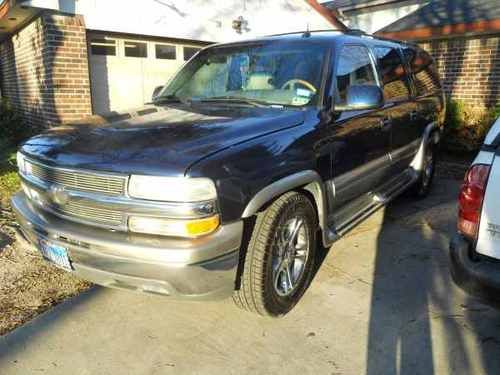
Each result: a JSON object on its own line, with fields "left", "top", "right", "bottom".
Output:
{"left": 379, "top": 0, "right": 500, "bottom": 33}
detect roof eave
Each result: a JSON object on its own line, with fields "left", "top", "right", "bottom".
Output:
{"left": 0, "top": 0, "right": 40, "bottom": 41}
{"left": 333, "top": 0, "right": 407, "bottom": 12}
{"left": 376, "top": 19, "right": 500, "bottom": 41}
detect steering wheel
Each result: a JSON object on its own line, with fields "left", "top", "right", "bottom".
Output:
{"left": 281, "top": 79, "right": 317, "bottom": 94}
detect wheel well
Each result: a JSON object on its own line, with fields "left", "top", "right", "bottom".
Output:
{"left": 235, "top": 188, "right": 322, "bottom": 291}
{"left": 250, "top": 187, "right": 320, "bottom": 227}
{"left": 297, "top": 188, "right": 320, "bottom": 226}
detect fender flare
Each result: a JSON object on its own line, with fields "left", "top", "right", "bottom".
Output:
{"left": 410, "top": 121, "right": 440, "bottom": 172}
{"left": 241, "top": 170, "right": 329, "bottom": 246}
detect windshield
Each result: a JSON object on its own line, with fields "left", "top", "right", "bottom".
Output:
{"left": 157, "top": 41, "right": 328, "bottom": 107}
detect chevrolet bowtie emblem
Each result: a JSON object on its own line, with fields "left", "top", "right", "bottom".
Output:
{"left": 50, "top": 185, "right": 69, "bottom": 206}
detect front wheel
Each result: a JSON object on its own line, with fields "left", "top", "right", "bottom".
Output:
{"left": 233, "top": 192, "right": 318, "bottom": 317}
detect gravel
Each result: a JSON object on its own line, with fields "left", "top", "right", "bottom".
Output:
{"left": 0, "top": 204, "right": 90, "bottom": 336}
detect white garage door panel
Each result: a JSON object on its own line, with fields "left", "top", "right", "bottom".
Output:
{"left": 89, "top": 36, "right": 199, "bottom": 115}
{"left": 143, "top": 60, "right": 183, "bottom": 105}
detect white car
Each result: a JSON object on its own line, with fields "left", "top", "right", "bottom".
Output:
{"left": 450, "top": 117, "right": 500, "bottom": 304}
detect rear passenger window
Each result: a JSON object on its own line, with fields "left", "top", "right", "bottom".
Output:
{"left": 374, "top": 47, "right": 410, "bottom": 101}
{"left": 336, "top": 45, "right": 378, "bottom": 105}
{"left": 404, "top": 47, "right": 441, "bottom": 96}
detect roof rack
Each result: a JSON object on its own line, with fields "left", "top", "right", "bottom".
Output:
{"left": 265, "top": 28, "right": 413, "bottom": 44}
{"left": 344, "top": 29, "right": 368, "bottom": 36}
{"left": 266, "top": 29, "right": 343, "bottom": 38}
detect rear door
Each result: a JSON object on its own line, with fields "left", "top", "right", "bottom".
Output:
{"left": 373, "top": 45, "right": 418, "bottom": 171}
{"left": 327, "top": 44, "right": 392, "bottom": 211}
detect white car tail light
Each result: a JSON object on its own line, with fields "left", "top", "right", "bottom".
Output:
{"left": 458, "top": 164, "right": 491, "bottom": 240}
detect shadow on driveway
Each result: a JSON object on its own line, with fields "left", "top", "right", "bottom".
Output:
{"left": 366, "top": 179, "right": 500, "bottom": 374}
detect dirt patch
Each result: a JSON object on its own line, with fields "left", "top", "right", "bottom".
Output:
{"left": 0, "top": 205, "right": 90, "bottom": 336}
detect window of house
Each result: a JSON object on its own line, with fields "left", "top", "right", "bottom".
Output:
{"left": 125, "top": 41, "right": 148, "bottom": 58}
{"left": 156, "top": 44, "right": 176, "bottom": 60}
{"left": 91, "top": 38, "right": 117, "bottom": 56}
{"left": 336, "top": 45, "right": 378, "bottom": 105}
{"left": 184, "top": 46, "right": 201, "bottom": 61}
{"left": 374, "top": 46, "right": 410, "bottom": 101}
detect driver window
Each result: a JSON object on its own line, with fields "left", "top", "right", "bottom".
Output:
{"left": 336, "top": 45, "right": 378, "bottom": 105}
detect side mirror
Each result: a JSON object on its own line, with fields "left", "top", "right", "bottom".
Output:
{"left": 335, "top": 85, "right": 384, "bottom": 112}
{"left": 152, "top": 86, "right": 164, "bottom": 100}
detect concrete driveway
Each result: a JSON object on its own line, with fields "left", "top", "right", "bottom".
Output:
{"left": 1, "top": 176, "right": 500, "bottom": 375}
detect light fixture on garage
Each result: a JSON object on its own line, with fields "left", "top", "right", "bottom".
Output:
{"left": 232, "top": 16, "right": 249, "bottom": 34}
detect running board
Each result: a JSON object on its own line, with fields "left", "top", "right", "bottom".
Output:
{"left": 329, "top": 170, "right": 418, "bottom": 239}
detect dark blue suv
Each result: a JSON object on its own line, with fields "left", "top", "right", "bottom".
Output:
{"left": 13, "top": 31, "right": 444, "bottom": 316}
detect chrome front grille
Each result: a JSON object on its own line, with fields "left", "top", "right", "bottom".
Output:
{"left": 28, "top": 161, "right": 126, "bottom": 196}
{"left": 54, "top": 201, "right": 125, "bottom": 227}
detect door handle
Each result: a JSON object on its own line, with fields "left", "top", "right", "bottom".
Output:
{"left": 409, "top": 110, "right": 419, "bottom": 121}
{"left": 379, "top": 117, "right": 392, "bottom": 131}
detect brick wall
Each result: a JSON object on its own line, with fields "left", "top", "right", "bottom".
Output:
{"left": 419, "top": 34, "right": 500, "bottom": 109}
{"left": 0, "top": 13, "right": 92, "bottom": 129}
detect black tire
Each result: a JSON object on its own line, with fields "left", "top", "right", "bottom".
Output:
{"left": 410, "top": 136, "right": 437, "bottom": 198}
{"left": 233, "top": 192, "right": 318, "bottom": 317}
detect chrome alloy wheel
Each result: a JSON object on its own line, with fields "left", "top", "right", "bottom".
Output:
{"left": 272, "top": 216, "right": 310, "bottom": 297}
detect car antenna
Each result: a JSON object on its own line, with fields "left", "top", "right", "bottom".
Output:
{"left": 303, "top": 23, "right": 311, "bottom": 38}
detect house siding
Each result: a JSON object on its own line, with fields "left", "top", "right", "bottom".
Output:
{"left": 420, "top": 34, "right": 500, "bottom": 108}
{"left": 0, "top": 13, "right": 92, "bottom": 129}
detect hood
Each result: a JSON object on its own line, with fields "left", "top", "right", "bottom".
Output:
{"left": 21, "top": 104, "right": 305, "bottom": 176}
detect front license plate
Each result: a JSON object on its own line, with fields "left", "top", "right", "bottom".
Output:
{"left": 38, "top": 240, "right": 73, "bottom": 272}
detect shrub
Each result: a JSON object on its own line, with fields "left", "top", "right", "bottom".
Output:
{"left": 444, "top": 100, "right": 499, "bottom": 152}
{"left": 0, "top": 99, "right": 32, "bottom": 145}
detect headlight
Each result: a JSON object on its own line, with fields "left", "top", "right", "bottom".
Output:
{"left": 129, "top": 215, "right": 220, "bottom": 238}
{"left": 128, "top": 175, "right": 217, "bottom": 202}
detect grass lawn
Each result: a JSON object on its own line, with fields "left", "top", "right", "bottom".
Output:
{"left": 0, "top": 141, "right": 20, "bottom": 206}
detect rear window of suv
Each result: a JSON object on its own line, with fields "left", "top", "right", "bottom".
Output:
{"left": 404, "top": 47, "right": 441, "bottom": 97}
{"left": 374, "top": 46, "right": 410, "bottom": 101}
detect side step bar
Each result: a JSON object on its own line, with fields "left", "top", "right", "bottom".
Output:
{"left": 330, "top": 170, "right": 418, "bottom": 239}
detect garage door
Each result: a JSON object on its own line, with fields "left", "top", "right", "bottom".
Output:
{"left": 88, "top": 34, "right": 203, "bottom": 114}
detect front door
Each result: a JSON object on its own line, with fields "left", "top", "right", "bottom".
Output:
{"left": 326, "top": 44, "right": 392, "bottom": 212}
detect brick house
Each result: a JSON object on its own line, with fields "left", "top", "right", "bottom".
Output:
{"left": 325, "top": 0, "right": 500, "bottom": 110}
{"left": 376, "top": 0, "right": 500, "bottom": 110}
{"left": 0, "top": 0, "right": 337, "bottom": 129}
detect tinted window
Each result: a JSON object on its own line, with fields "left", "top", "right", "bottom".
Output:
{"left": 336, "top": 45, "right": 378, "bottom": 105}
{"left": 125, "top": 41, "right": 148, "bottom": 58}
{"left": 374, "top": 46, "right": 410, "bottom": 101}
{"left": 91, "top": 38, "right": 116, "bottom": 56}
{"left": 404, "top": 47, "right": 441, "bottom": 96}
{"left": 156, "top": 44, "right": 176, "bottom": 60}
{"left": 184, "top": 47, "right": 201, "bottom": 61}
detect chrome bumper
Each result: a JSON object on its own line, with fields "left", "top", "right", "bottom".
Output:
{"left": 11, "top": 192, "right": 243, "bottom": 300}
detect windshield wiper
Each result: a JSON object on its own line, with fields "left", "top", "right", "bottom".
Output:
{"left": 195, "top": 96, "right": 281, "bottom": 108}
{"left": 152, "top": 94, "right": 190, "bottom": 105}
